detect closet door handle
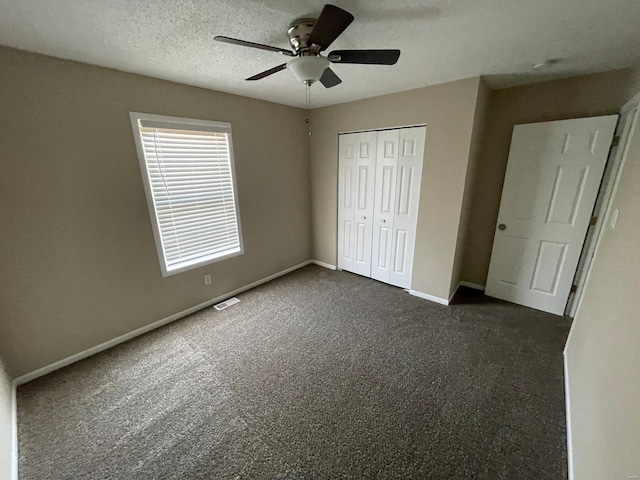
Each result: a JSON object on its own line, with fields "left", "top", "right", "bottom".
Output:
{"left": 361, "top": 216, "right": 367, "bottom": 220}
{"left": 381, "top": 219, "right": 387, "bottom": 223}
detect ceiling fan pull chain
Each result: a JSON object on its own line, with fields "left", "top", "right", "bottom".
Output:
{"left": 306, "top": 83, "right": 312, "bottom": 136}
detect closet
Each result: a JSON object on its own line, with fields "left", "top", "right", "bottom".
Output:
{"left": 337, "top": 126, "right": 426, "bottom": 289}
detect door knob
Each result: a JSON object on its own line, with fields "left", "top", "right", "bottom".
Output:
{"left": 362, "top": 216, "right": 366, "bottom": 220}
{"left": 498, "top": 223, "right": 507, "bottom": 231}
{"left": 381, "top": 219, "right": 386, "bottom": 223}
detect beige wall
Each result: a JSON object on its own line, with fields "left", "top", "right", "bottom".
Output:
{"left": 0, "top": 357, "right": 13, "bottom": 480}
{"left": 0, "top": 46, "right": 311, "bottom": 378}
{"left": 449, "top": 78, "right": 490, "bottom": 294}
{"left": 310, "top": 77, "right": 481, "bottom": 299}
{"left": 565, "top": 102, "right": 640, "bottom": 479}
{"left": 461, "top": 67, "right": 640, "bottom": 286}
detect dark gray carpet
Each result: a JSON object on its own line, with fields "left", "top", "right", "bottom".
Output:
{"left": 18, "top": 265, "right": 571, "bottom": 479}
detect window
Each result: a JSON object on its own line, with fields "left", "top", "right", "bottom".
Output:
{"left": 130, "top": 112, "right": 243, "bottom": 276}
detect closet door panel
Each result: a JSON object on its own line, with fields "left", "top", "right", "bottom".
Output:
{"left": 372, "top": 129, "right": 400, "bottom": 283}
{"left": 337, "top": 134, "right": 358, "bottom": 271}
{"left": 352, "top": 131, "right": 377, "bottom": 277}
{"left": 389, "top": 126, "right": 426, "bottom": 288}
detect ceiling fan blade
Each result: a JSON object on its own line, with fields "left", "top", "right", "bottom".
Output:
{"left": 319, "top": 68, "right": 342, "bottom": 88}
{"left": 329, "top": 49, "right": 401, "bottom": 65}
{"left": 307, "top": 4, "right": 354, "bottom": 51}
{"left": 214, "top": 36, "right": 294, "bottom": 57}
{"left": 246, "top": 63, "right": 288, "bottom": 81}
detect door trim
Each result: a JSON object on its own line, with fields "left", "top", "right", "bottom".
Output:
{"left": 565, "top": 99, "right": 640, "bottom": 316}
{"left": 338, "top": 123, "right": 427, "bottom": 135}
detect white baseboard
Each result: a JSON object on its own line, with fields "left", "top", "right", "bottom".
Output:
{"left": 13, "top": 260, "right": 313, "bottom": 386}
{"left": 409, "top": 289, "right": 450, "bottom": 306}
{"left": 11, "top": 380, "right": 17, "bottom": 480}
{"left": 417, "top": 280, "right": 486, "bottom": 305}
{"left": 310, "top": 259, "right": 337, "bottom": 270}
{"left": 564, "top": 352, "right": 574, "bottom": 480}
{"left": 459, "top": 281, "right": 486, "bottom": 291}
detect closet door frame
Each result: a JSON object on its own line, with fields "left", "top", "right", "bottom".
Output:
{"left": 337, "top": 125, "right": 426, "bottom": 290}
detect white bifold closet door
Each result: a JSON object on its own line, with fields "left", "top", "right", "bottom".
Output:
{"left": 338, "top": 126, "right": 425, "bottom": 289}
{"left": 371, "top": 129, "right": 399, "bottom": 283}
{"left": 337, "top": 131, "right": 377, "bottom": 276}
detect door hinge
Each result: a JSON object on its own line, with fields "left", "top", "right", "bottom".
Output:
{"left": 589, "top": 216, "right": 598, "bottom": 226}
{"left": 570, "top": 284, "right": 578, "bottom": 293}
{"left": 611, "top": 136, "right": 620, "bottom": 147}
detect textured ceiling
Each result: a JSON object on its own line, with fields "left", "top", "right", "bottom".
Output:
{"left": 1, "top": 0, "right": 639, "bottom": 108}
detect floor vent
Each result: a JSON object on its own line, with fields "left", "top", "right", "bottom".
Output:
{"left": 214, "top": 297, "right": 240, "bottom": 311}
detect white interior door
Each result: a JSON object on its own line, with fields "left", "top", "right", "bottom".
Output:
{"left": 371, "top": 129, "right": 400, "bottom": 283}
{"left": 337, "top": 133, "right": 358, "bottom": 272}
{"left": 389, "top": 126, "right": 426, "bottom": 289}
{"left": 485, "top": 115, "right": 618, "bottom": 315}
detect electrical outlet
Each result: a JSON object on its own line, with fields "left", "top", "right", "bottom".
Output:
{"left": 204, "top": 274, "right": 211, "bottom": 285}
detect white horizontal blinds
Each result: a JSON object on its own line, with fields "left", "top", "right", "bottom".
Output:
{"left": 138, "top": 120, "right": 240, "bottom": 270}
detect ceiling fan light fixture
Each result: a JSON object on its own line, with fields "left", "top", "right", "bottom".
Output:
{"left": 287, "top": 56, "right": 330, "bottom": 84}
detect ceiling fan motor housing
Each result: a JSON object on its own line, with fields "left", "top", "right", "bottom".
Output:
{"left": 287, "top": 18, "right": 317, "bottom": 53}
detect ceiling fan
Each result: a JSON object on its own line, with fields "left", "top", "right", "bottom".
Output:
{"left": 214, "top": 4, "right": 401, "bottom": 88}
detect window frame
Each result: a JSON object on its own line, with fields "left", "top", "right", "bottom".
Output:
{"left": 129, "top": 112, "right": 244, "bottom": 277}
